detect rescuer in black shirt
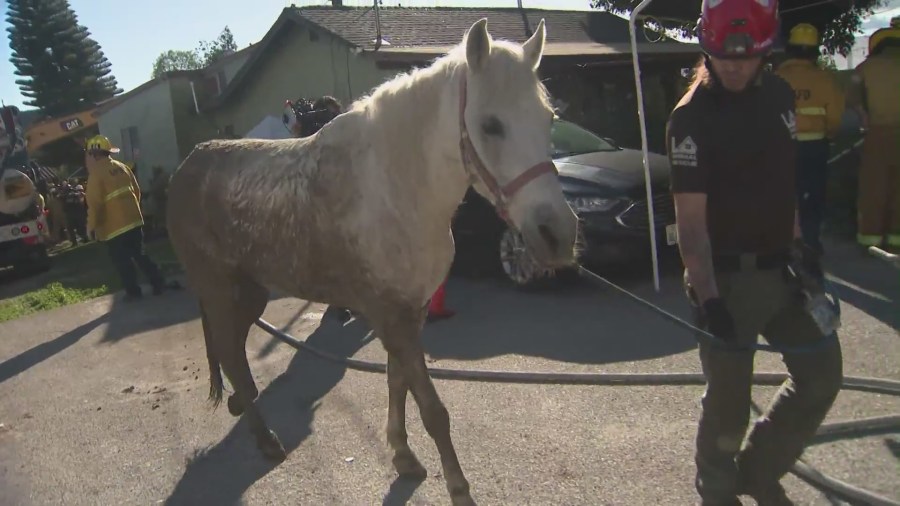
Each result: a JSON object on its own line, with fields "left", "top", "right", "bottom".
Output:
{"left": 666, "top": 1, "right": 843, "bottom": 504}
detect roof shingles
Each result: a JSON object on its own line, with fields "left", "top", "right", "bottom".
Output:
{"left": 293, "top": 6, "right": 662, "bottom": 50}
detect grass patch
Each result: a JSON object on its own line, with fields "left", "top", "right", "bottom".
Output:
{"left": 0, "top": 235, "right": 181, "bottom": 323}
{"left": 0, "top": 283, "right": 109, "bottom": 322}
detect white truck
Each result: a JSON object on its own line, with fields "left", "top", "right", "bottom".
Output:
{"left": 0, "top": 105, "right": 51, "bottom": 274}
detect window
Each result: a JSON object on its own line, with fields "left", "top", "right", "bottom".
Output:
{"left": 550, "top": 119, "right": 618, "bottom": 158}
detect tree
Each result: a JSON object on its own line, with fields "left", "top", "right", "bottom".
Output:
{"left": 6, "top": 0, "right": 123, "bottom": 116}
{"left": 149, "top": 26, "right": 239, "bottom": 77}
{"left": 197, "top": 26, "right": 238, "bottom": 67}
{"left": 817, "top": 54, "right": 838, "bottom": 71}
{"left": 589, "top": 0, "right": 886, "bottom": 57}
{"left": 151, "top": 50, "right": 203, "bottom": 78}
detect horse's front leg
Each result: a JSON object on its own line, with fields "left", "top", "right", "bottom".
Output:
{"left": 378, "top": 311, "right": 474, "bottom": 506}
{"left": 386, "top": 354, "right": 428, "bottom": 479}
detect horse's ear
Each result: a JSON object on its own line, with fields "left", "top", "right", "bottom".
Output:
{"left": 465, "top": 18, "right": 491, "bottom": 72}
{"left": 522, "top": 18, "right": 546, "bottom": 71}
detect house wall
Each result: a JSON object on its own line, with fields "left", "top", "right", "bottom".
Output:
{"left": 219, "top": 51, "right": 252, "bottom": 83}
{"left": 169, "top": 78, "right": 221, "bottom": 161}
{"left": 213, "top": 26, "right": 397, "bottom": 136}
{"left": 97, "top": 80, "right": 180, "bottom": 187}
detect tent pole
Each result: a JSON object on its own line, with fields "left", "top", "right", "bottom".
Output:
{"left": 629, "top": 0, "right": 661, "bottom": 292}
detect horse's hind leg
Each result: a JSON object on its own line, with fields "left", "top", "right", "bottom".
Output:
{"left": 376, "top": 306, "right": 474, "bottom": 506}
{"left": 203, "top": 274, "right": 286, "bottom": 461}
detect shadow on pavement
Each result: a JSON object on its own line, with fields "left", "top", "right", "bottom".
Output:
{"left": 163, "top": 252, "right": 691, "bottom": 505}
{"left": 95, "top": 281, "right": 296, "bottom": 345}
{"left": 0, "top": 313, "right": 109, "bottom": 384}
{"left": 886, "top": 437, "right": 900, "bottom": 462}
{"left": 423, "top": 256, "right": 699, "bottom": 365}
{"left": 820, "top": 237, "right": 899, "bottom": 331}
{"left": 97, "top": 287, "right": 199, "bottom": 344}
{"left": 163, "top": 306, "right": 382, "bottom": 506}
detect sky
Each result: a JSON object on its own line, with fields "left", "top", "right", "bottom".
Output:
{"left": 1, "top": 0, "right": 898, "bottom": 110}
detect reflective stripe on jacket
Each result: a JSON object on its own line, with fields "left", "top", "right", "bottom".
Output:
{"left": 85, "top": 158, "right": 144, "bottom": 241}
{"left": 775, "top": 59, "right": 845, "bottom": 141}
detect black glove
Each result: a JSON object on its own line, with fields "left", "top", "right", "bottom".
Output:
{"left": 702, "top": 297, "right": 736, "bottom": 342}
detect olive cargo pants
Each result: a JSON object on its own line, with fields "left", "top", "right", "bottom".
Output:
{"left": 857, "top": 126, "right": 900, "bottom": 248}
{"left": 684, "top": 263, "right": 843, "bottom": 504}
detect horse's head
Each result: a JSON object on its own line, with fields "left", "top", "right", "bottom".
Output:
{"left": 458, "top": 18, "right": 578, "bottom": 269}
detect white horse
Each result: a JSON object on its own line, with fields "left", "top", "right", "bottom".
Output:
{"left": 166, "top": 18, "right": 578, "bottom": 505}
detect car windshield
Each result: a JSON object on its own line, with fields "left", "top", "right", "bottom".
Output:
{"left": 550, "top": 119, "right": 618, "bottom": 158}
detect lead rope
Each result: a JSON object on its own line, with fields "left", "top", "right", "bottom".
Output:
{"left": 575, "top": 265, "right": 841, "bottom": 354}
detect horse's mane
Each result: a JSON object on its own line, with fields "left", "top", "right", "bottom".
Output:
{"left": 346, "top": 40, "right": 553, "bottom": 119}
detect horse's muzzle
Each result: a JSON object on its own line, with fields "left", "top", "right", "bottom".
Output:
{"left": 520, "top": 202, "right": 578, "bottom": 268}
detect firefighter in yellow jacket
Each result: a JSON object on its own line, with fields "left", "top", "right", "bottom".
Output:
{"left": 848, "top": 18, "right": 900, "bottom": 251}
{"left": 775, "top": 23, "right": 845, "bottom": 254}
{"left": 84, "top": 135, "right": 177, "bottom": 300}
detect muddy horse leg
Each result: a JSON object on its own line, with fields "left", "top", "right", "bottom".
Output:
{"left": 377, "top": 307, "right": 474, "bottom": 506}
{"left": 386, "top": 353, "right": 428, "bottom": 479}
{"left": 224, "top": 278, "right": 267, "bottom": 417}
{"left": 203, "top": 276, "right": 285, "bottom": 461}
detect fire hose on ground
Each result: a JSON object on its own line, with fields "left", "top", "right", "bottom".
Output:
{"left": 252, "top": 263, "right": 900, "bottom": 506}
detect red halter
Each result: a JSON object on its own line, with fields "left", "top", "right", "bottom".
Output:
{"left": 457, "top": 72, "right": 558, "bottom": 224}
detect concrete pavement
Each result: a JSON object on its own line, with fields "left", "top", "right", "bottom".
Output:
{"left": 0, "top": 237, "right": 897, "bottom": 506}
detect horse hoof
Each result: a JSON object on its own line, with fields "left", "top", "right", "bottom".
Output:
{"left": 393, "top": 453, "right": 427, "bottom": 480}
{"left": 257, "top": 430, "right": 287, "bottom": 462}
{"left": 227, "top": 394, "right": 244, "bottom": 416}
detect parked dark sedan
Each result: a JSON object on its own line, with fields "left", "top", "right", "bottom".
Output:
{"left": 450, "top": 118, "right": 679, "bottom": 287}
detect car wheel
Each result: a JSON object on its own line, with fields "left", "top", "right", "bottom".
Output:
{"left": 497, "top": 226, "right": 556, "bottom": 288}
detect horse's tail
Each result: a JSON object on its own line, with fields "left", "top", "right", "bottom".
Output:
{"left": 199, "top": 305, "right": 224, "bottom": 409}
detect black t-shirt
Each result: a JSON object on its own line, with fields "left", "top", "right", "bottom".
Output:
{"left": 666, "top": 71, "right": 798, "bottom": 254}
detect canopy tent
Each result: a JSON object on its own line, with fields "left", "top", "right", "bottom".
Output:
{"left": 244, "top": 115, "right": 293, "bottom": 140}
{"left": 634, "top": 0, "right": 869, "bottom": 33}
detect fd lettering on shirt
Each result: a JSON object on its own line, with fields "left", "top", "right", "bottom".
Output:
{"left": 670, "top": 135, "right": 698, "bottom": 167}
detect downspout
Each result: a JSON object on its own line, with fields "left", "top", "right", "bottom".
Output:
{"left": 373, "top": 0, "right": 383, "bottom": 51}
{"left": 517, "top": 0, "right": 533, "bottom": 37}
{"left": 189, "top": 81, "right": 200, "bottom": 115}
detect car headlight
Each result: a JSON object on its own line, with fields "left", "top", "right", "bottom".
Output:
{"left": 565, "top": 195, "right": 620, "bottom": 213}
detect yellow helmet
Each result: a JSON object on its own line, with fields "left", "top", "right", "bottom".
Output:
{"left": 85, "top": 134, "right": 120, "bottom": 154}
{"left": 788, "top": 23, "right": 819, "bottom": 47}
{"left": 869, "top": 22, "right": 900, "bottom": 54}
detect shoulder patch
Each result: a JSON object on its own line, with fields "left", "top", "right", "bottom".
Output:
{"left": 670, "top": 135, "right": 698, "bottom": 167}
{"left": 780, "top": 110, "right": 797, "bottom": 140}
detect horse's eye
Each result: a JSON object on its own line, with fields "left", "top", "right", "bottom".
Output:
{"left": 481, "top": 116, "right": 504, "bottom": 137}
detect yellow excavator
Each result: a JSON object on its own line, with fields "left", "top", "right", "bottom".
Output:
{"left": 24, "top": 107, "right": 100, "bottom": 156}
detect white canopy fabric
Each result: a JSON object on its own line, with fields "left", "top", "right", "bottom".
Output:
{"left": 244, "top": 115, "right": 292, "bottom": 140}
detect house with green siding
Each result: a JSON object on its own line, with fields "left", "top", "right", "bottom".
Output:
{"left": 96, "top": 5, "right": 701, "bottom": 186}
{"left": 205, "top": 5, "right": 701, "bottom": 151}
{"left": 94, "top": 45, "right": 256, "bottom": 187}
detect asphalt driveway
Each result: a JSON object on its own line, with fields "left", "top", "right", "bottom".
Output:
{"left": 0, "top": 236, "right": 897, "bottom": 506}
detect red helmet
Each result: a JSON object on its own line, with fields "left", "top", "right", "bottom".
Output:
{"left": 698, "top": 0, "right": 780, "bottom": 58}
